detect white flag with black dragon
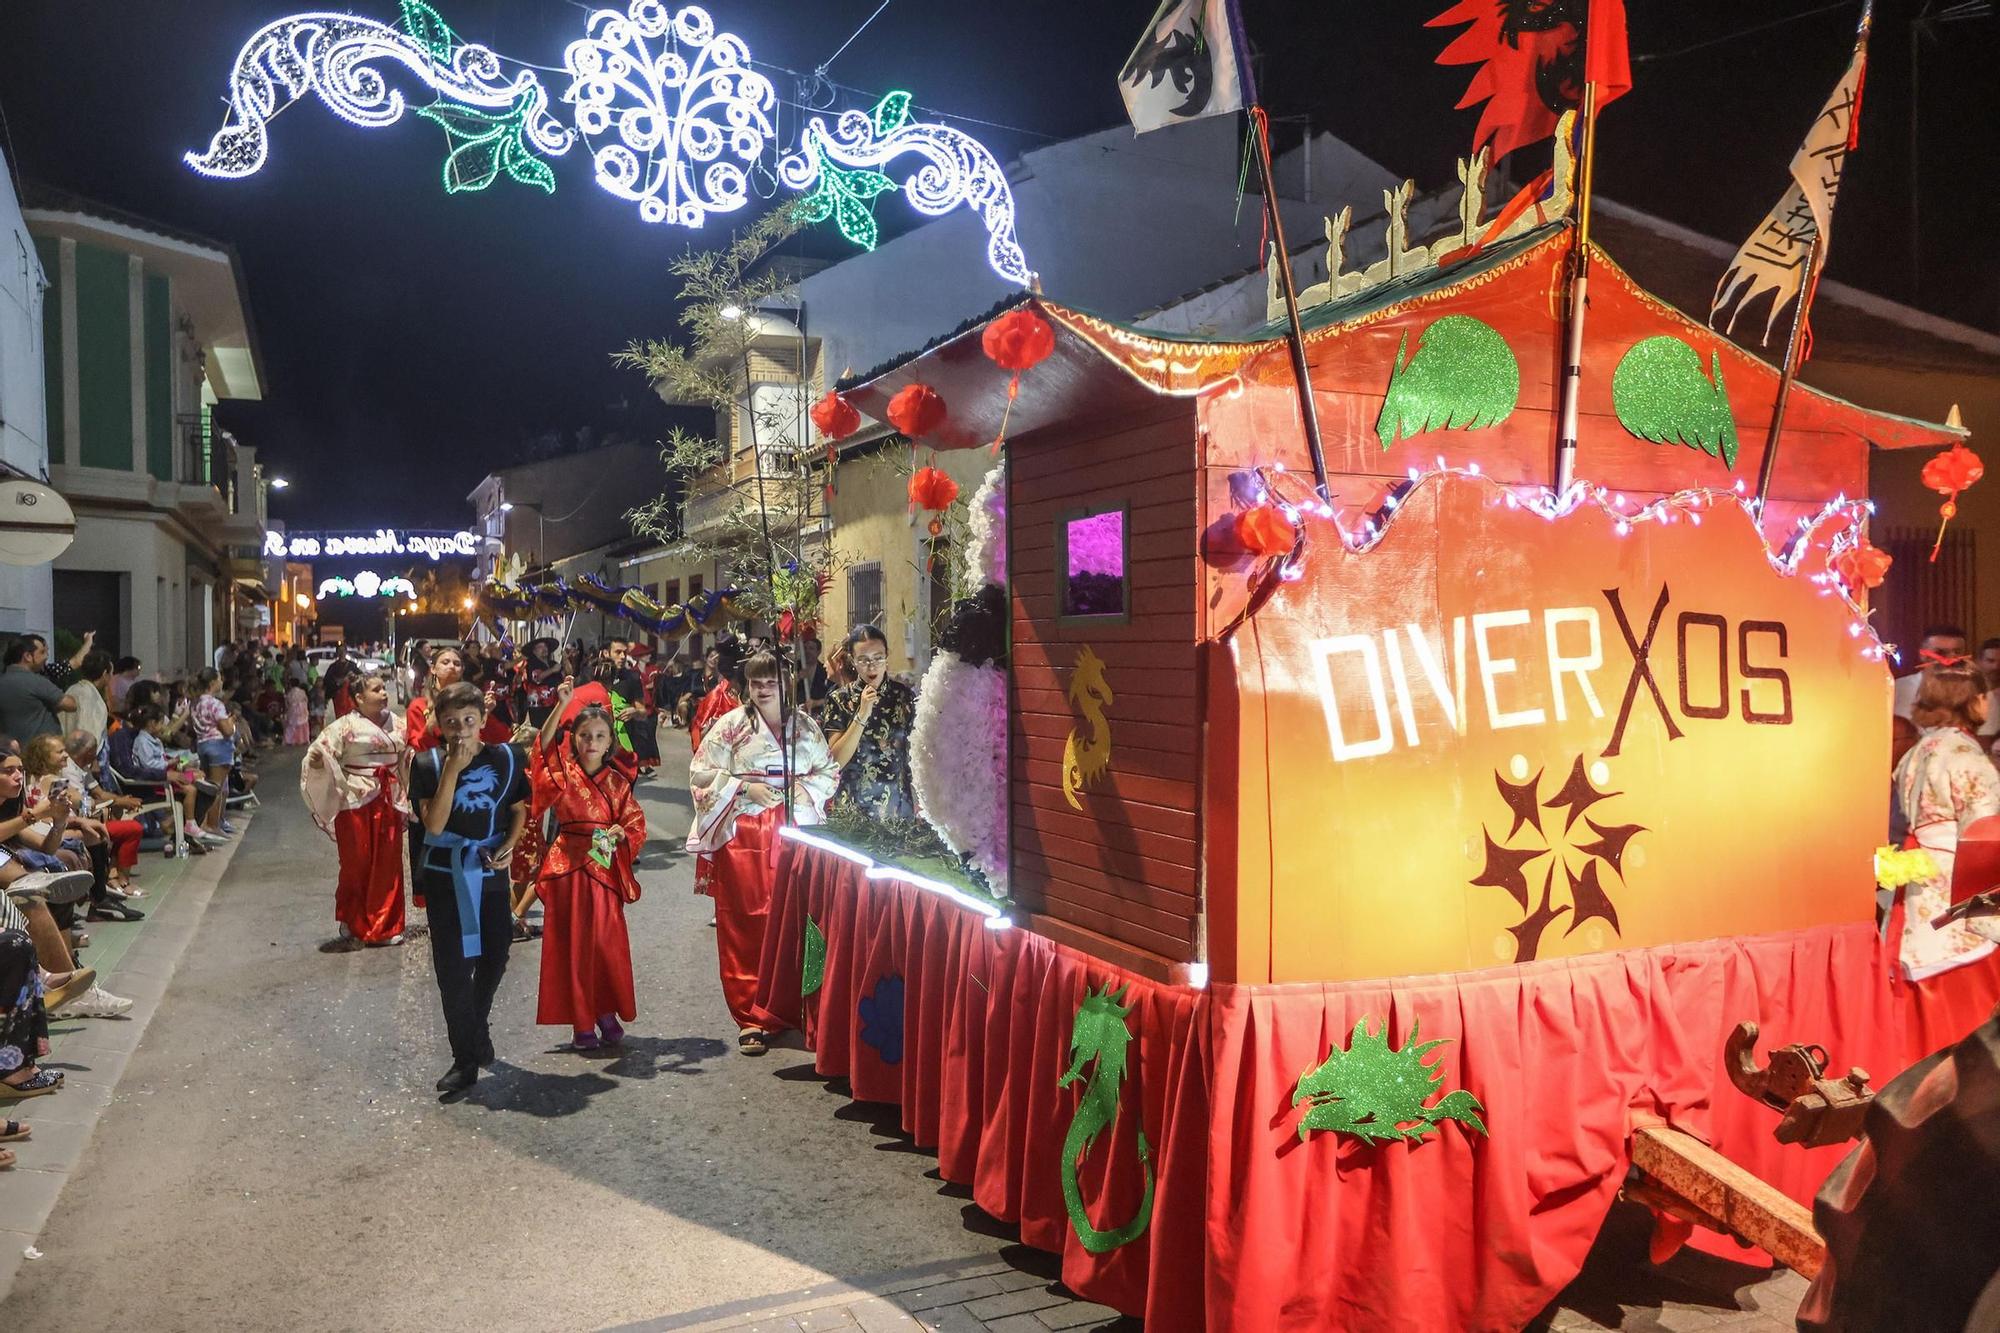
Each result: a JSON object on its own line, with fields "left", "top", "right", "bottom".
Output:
{"left": 1710, "top": 17, "right": 1871, "bottom": 343}
{"left": 1118, "top": 0, "right": 1252, "bottom": 135}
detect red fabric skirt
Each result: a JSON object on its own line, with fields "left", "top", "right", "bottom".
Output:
{"left": 755, "top": 839, "right": 2000, "bottom": 1333}
{"left": 536, "top": 867, "right": 636, "bottom": 1029}
{"left": 711, "top": 807, "right": 785, "bottom": 1031}
{"left": 333, "top": 796, "right": 405, "bottom": 944}
{"left": 103, "top": 819, "right": 142, "bottom": 870}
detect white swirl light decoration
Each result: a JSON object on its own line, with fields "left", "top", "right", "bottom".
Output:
{"left": 185, "top": 13, "right": 572, "bottom": 179}
{"left": 562, "top": 3, "right": 775, "bottom": 227}
{"left": 780, "top": 107, "right": 1030, "bottom": 286}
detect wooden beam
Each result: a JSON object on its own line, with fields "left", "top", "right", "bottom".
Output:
{"left": 1629, "top": 1124, "right": 1826, "bottom": 1279}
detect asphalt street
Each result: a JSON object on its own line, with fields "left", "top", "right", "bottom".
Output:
{"left": 3, "top": 753, "right": 1028, "bottom": 1330}
{"left": 2, "top": 747, "right": 1809, "bottom": 1332}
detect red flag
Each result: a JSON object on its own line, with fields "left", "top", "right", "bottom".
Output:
{"left": 1430, "top": 0, "right": 1631, "bottom": 162}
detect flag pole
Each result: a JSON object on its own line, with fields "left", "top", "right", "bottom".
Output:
{"left": 1553, "top": 81, "right": 1601, "bottom": 497}
{"left": 1250, "top": 108, "right": 1331, "bottom": 500}
{"left": 1754, "top": 233, "right": 1823, "bottom": 516}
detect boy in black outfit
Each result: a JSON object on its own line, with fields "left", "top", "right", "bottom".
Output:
{"left": 408, "top": 681, "right": 529, "bottom": 1098}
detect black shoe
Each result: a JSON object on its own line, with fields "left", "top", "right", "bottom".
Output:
{"left": 435, "top": 1064, "right": 476, "bottom": 1093}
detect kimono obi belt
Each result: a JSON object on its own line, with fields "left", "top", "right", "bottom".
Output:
{"left": 423, "top": 830, "right": 502, "bottom": 959}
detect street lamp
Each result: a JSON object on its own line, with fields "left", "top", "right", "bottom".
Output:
{"left": 268, "top": 476, "right": 289, "bottom": 490}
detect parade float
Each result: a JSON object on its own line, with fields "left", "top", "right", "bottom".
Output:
{"left": 749, "top": 140, "right": 1999, "bottom": 1333}
{"left": 175, "top": 1, "right": 2000, "bottom": 1325}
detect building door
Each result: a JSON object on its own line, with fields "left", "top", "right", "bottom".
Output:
{"left": 52, "top": 570, "right": 127, "bottom": 656}
{"left": 189, "top": 577, "right": 213, "bottom": 674}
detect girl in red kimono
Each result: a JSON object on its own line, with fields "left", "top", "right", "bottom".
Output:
{"left": 301, "top": 671, "right": 408, "bottom": 947}
{"left": 534, "top": 678, "right": 644, "bottom": 1049}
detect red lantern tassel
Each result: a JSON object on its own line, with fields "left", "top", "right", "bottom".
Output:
{"left": 1931, "top": 496, "right": 1958, "bottom": 563}
{"left": 990, "top": 374, "right": 1021, "bottom": 455}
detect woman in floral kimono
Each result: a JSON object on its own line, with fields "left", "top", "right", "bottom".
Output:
{"left": 1891, "top": 659, "right": 2000, "bottom": 981}
{"left": 687, "top": 651, "right": 839, "bottom": 1054}
{"left": 302, "top": 671, "right": 409, "bottom": 948}
{"left": 533, "top": 678, "right": 645, "bottom": 1050}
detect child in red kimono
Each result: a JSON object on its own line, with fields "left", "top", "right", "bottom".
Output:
{"left": 533, "top": 678, "right": 645, "bottom": 1050}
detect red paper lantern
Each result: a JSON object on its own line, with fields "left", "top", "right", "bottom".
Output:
{"left": 1234, "top": 503, "right": 1297, "bottom": 557}
{"left": 1921, "top": 442, "right": 1983, "bottom": 560}
{"left": 982, "top": 307, "right": 1055, "bottom": 373}
{"left": 909, "top": 465, "right": 959, "bottom": 513}
{"left": 1832, "top": 541, "right": 1892, "bottom": 593}
{"left": 887, "top": 383, "right": 947, "bottom": 439}
{"left": 809, "top": 391, "right": 861, "bottom": 441}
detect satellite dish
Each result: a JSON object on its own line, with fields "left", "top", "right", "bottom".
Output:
{"left": 0, "top": 480, "right": 76, "bottom": 567}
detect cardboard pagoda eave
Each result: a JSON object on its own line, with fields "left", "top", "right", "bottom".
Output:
{"left": 843, "top": 224, "right": 1969, "bottom": 467}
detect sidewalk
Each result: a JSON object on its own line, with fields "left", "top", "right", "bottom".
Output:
{"left": 0, "top": 815, "right": 254, "bottom": 1296}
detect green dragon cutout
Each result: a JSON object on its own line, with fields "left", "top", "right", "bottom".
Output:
{"left": 793, "top": 92, "right": 907, "bottom": 250}
{"left": 1375, "top": 315, "right": 1519, "bottom": 451}
{"left": 1057, "top": 984, "right": 1155, "bottom": 1254}
{"left": 1292, "top": 1018, "right": 1488, "bottom": 1146}
{"left": 1612, "top": 336, "right": 1740, "bottom": 468}
{"left": 801, "top": 915, "right": 827, "bottom": 998}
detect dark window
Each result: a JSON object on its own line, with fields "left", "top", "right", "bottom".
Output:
{"left": 849, "top": 564, "right": 883, "bottom": 631}
{"left": 1058, "top": 507, "right": 1127, "bottom": 620}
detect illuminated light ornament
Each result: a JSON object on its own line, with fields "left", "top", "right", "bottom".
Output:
{"left": 779, "top": 93, "right": 1030, "bottom": 285}
{"left": 316, "top": 572, "right": 418, "bottom": 600}
{"left": 792, "top": 92, "right": 907, "bottom": 251}
{"left": 561, "top": 2, "right": 775, "bottom": 226}
{"left": 184, "top": 9, "right": 573, "bottom": 181}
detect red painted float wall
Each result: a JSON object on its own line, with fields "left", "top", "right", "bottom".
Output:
{"left": 1008, "top": 402, "right": 1205, "bottom": 972}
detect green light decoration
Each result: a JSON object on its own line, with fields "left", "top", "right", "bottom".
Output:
{"left": 1057, "top": 983, "right": 1154, "bottom": 1254}
{"left": 399, "top": 0, "right": 457, "bottom": 61}
{"left": 1612, "top": 336, "right": 1741, "bottom": 469}
{"left": 793, "top": 92, "right": 908, "bottom": 251}
{"left": 1292, "top": 1017, "right": 1488, "bottom": 1146}
{"left": 801, "top": 915, "right": 827, "bottom": 998}
{"left": 400, "top": 0, "right": 557, "bottom": 195}
{"left": 1375, "top": 314, "right": 1520, "bottom": 451}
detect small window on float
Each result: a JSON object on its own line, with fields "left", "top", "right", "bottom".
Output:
{"left": 1058, "top": 507, "right": 1128, "bottom": 620}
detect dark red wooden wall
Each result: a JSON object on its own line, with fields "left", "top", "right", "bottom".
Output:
{"left": 1008, "top": 402, "right": 1204, "bottom": 971}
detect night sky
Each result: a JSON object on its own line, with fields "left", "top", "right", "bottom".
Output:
{"left": 1, "top": 1, "right": 1991, "bottom": 532}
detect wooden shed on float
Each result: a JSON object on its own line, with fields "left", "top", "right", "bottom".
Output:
{"left": 842, "top": 214, "right": 1968, "bottom": 989}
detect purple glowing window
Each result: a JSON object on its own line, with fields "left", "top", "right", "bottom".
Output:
{"left": 1061, "top": 509, "right": 1126, "bottom": 618}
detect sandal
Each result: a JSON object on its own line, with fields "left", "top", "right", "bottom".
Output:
{"left": 737, "top": 1029, "right": 768, "bottom": 1057}
{"left": 0, "top": 1119, "right": 28, "bottom": 1142}
{"left": 511, "top": 918, "right": 542, "bottom": 942}
{"left": 0, "top": 1147, "right": 12, "bottom": 1170}
{"left": 572, "top": 1029, "right": 602, "bottom": 1051}
{"left": 0, "top": 1069, "right": 63, "bottom": 1099}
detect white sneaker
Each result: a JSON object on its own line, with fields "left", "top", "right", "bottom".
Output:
{"left": 10, "top": 870, "right": 94, "bottom": 905}
{"left": 66, "top": 985, "right": 135, "bottom": 1019}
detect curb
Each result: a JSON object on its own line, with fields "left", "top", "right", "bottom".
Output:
{"left": 0, "top": 815, "right": 255, "bottom": 1298}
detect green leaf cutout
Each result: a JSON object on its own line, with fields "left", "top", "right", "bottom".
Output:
{"left": 1611, "top": 336, "right": 1740, "bottom": 469}
{"left": 801, "top": 915, "right": 827, "bottom": 998}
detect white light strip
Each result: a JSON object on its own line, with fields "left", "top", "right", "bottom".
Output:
{"left": 780, "top": 823, "right": 1008, "bottom": 923}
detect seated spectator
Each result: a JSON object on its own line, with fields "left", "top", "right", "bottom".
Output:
{"left": 59, "top": 732, "right": 147, "bottom": 897}
{"left": 22, "top": 735, "right": 142, "bottom": 923}
{"left": 120, "top": 706, "right": 223, "bottom": 847}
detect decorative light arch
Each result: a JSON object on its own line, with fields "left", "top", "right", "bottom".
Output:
{"left": 186, "top": 1, "right": 1032, "bottom": 283}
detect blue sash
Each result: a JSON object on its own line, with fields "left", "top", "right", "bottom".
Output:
{"left": 420, "top": 744, "right": 517, "bottom": 959}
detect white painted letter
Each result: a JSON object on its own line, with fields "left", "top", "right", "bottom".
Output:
{"left": 1474, "top": 609, "right": 1547, "bottom": 730}
{"left": 1310, "top": 635, "right": 1395, "bottom": 762}
{"left": 1544, "top": 607, "right": 1605, "bottom": 723}
{"left": 1404, "top": 620, "right": 1462, "bottom": 734}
